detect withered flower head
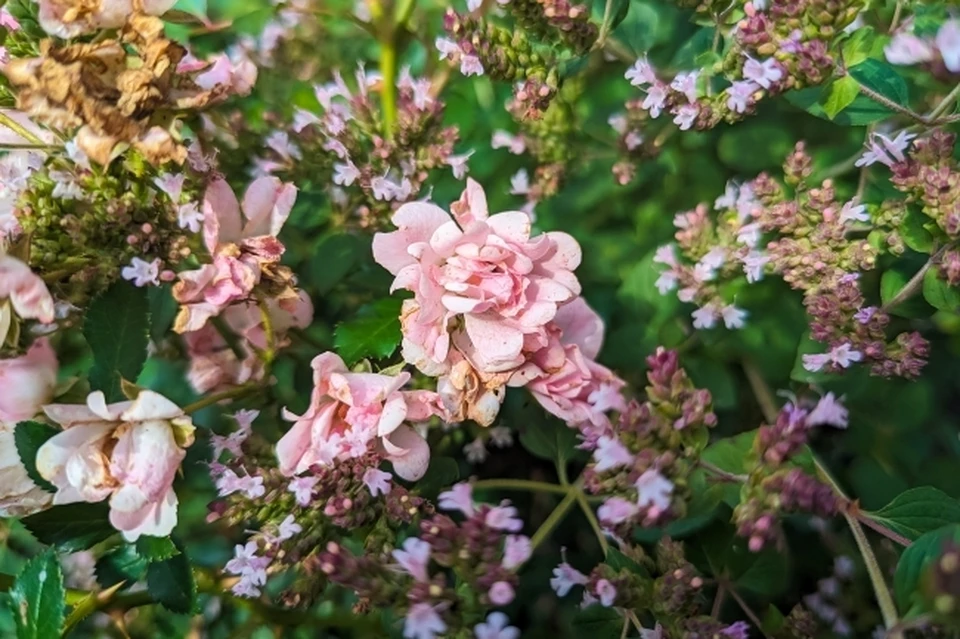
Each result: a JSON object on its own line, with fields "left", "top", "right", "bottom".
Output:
{"left": 37, "top": 0, "right": 177, "bottom": 38}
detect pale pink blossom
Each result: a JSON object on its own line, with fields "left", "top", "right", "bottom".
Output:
{"left": 807, "top": 392, "right": 848, "bottom": 428}
{"left": 363, "top": 468, "right": 393, "bottom": 497}
{"left": 475, "top": 612, "right": 520, "bottom": 639}
{"left": 392, "top": 537, "right": 431, "bottom": 582}
{"left": 333, "top": 161, "right": 361, "bottom": 186}
{"left": 855, "top": 131, "right": 916, "bottom": 168}
{"left": 435, "top": 37, "right": 460, "bottom": 61}
{"left": 177, "top": 202, "right": 204, "bottom": 233}
{"left": 670, "top": 71, "right": 699, "bottom": 102}
{"left": 672, "top": 103, "right": 699, "bottom": 130}
{"left": 404, "top": 603, "right": 447, "bottom": 639}
{"left": 288, "top": 475, "right": 318, "bottom": 506}
{"left": 509, "top": 169, "right": 530, "bottom": 196}
{"left": 173, "top": 177, "right": 297, "bottom": 332}
{"left": 0, "top": 339, "right": 58, "bottom": 423}
{"left": 121, "top": 257, "right": 161, "bottom": 287}
{"left": 642, "top": 83, "right": 668, "bottom": 117}
{"left": 0, "top": 8, "right": 20, "bottom": 30}
{"left": 742, "top": 251, "right": 769, "bottom": 283}
{"left": 839, "top": 200, "right": 869, "bottom": 224}
{"left": 488, "top": 581, "right": 515, "bottom": 605}
{"left": 447, "top": 151, "right": 474, "bottom": 180}
{"left": 720, "top": 304, "right": 747, "bottom": 329}
{"left": 194, "top": 52, "right": 258, "bottom": 96}
{"left": 692, "top": 304, "right": 719, "bottom": 329}
{"left": 226, "top": 541, "right": 270, "bottom": 589}
{"left": 635, "top": 469, "right": 673, "bottom": 511}
{"left": 937, "top": 20, "right": 960, "bottom": 72}
{"left": 37, "top": 390, "right": 195, "bottom": 541}
{"left": 438, "top": 482, "right": 475, "bottom": 516}
{"left": 274, "top": 514, "right": 302, "bottom": 541}
{"left": 460, "top": 55, "right": 484, "bottom": 76}
{"left": 486, "top": 502, "right": 524, "bottom": 531}
{"left": 727, "top": 80, "right": 758, "bottom": 114}
{"left": 593, "top": 435, "right": 633, "bottom": 472}
{"left": 550, "top": 562, "right": 588, "bottom": 596}
{"left": 502, "top": 534, "right": 532, "bottom": 570}
{"left": 0, "top": 255, "right": 56, "bottom": 324}
{"left": 293, "top": 108, "right": 322, "bottom": 133}
{"left": 596, "top": 579, "right": 617, "bottom": 607}
{"left": 597, "top": 496, "right": 638, "bottom": 525}
{"left": 37, "top": 0, "right": 177, "bottom": 37}
{"left": 804, "top": 343, "right": 863, "bottom": 372}
{"left": 373, "top": 178, "right": 582, "bottom": 375}
{"left": 491, "top": 131, "right": 526, "bottom": 154}
{"left": 742, "top": 56, "right": 783, "bottom": 89}
{"left": 625, "top": 56, "right": 656, "bottom": 87}
{"left": 275, "top": 352, "right": 443, "bottom": 481}
{"left": 489, "top": 426, "right": 513, "bottom": 447}
{"left": 884, "top": 32, "right": 935, "bottom": 66}
{"left": 153, "top": 173, "right": 185, "bottom": 203}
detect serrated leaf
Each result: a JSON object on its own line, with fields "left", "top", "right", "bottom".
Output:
{"left": 822, "top": 75, "right": 860, "bottom": 119}
{"left": 333, "top": 298, "right": 402, "bottom": 365}
{"left": 306, "top": 233, "right": 363, "bottom": 294}
{"left": 868, "top": 487, "right": 960, "bottom": 542}
{"left": 7, "top": 551, "right": 64, "bottom": 639}
{"left": 893, "top": 524, "right": 960, "bottom": 612}
{"left": 22, "top": 503, "right": 115, "bottom": 552}
{"left": 84, "top": 283, "right": 150, "bottom": 402}
{"left": 135, "top": 537, "right": 180, "bottom": 562}
{"left": 146, "top": 548, "right": 196, "bottom": 614}
{"left": 571, "top": 606, "right": 623, "bottom": 638}
{"left": 922, "top": 267, "right": 960, "bottom": 312}
{"left": 13, "top": 421, "right": 58, "bottom": 493}
{"left": 96, "top": 545, "right": 148, "bottom": 589}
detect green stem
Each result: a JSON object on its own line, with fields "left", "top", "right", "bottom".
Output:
{"left": 472, "top": 479, "right": 570, "bottom": 495}
{"left": 856, "top": 511, "right": 912, "bottom": 548}
{"left": 699, "top": 460, "right": 748, "bottom": 483}
{"left": 182, "top": 384, "right": 259, "bottom": 414}
{"left": 0, "top": 111, "right": 46, "bottom": 146}
{"left": 575, "top": 489, "right": 610, "bottom": 556}
{"left": 530, "top": 487, "right": 580, "bottom": 550}
{"left": 593, "top": 0, "right": 614, "bottom": 48}
{"left": 380, "top": 36, "right": 398, "bottom": 139}
{"left": 728, "top": 587, "right": 772, "bottom": 639}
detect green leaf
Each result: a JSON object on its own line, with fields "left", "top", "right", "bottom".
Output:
{"left": 22, "top": 503, "right": 115, "bottom": 552}
{"left": 95, "top": 545, "right": 148, "bottom": 589}
{"left": 822, "top": 75, "right": 860, "bottom": 119}
{"left": 306, "top": 233, "right": 363, "bottom": 294}
{"left": 841, "top": 27, "right": 875, "bottom": 68}
{"left": 135, "top": 537, "right": 180, "bottom": 562}
{"left": 146, "top": 548, "right": 196, "bottom": 614}
{"left": 571, "top": 606, "right": 623, "bottom": 639}
{"left": 84, "top": 282, "right": 150, "bottom": 402}
{"left": 868, "top": 487, "right": 960, "bottom": 542}
{"left": 13, "top": 421, "right": 59, "bottom": 493}
{"left": 7, "top": 551, "right": 64, "bottom": 639}
{"left": 851, "top": 59, "right": 909, "bottom": 106}
{"left": 718, "top": 123, "right": 793, "bottom": 172}
{"left": 148, "top": 285, "right": 179, "bottom": 345}
{"left": 786, "top": 61, "right": 908, "bottom": 126}
{"left": 607, "top": 0, "right": 630, "bottom": 32}
{"left": 613, "top": 1, "right": 660, "bottom": 55}
{"left": 922, "top": 267, "right": 960, "bottom": 312}
{"left": 333, "top": 298, "right": 403, "bottom": 365}
{"left": 900, "top": 207, "right": 935, "bottom": 253}
{"left": 416, "top": 457, "right": 460, "bottom": 499}
{"left": 893, "top": 524, "right": 960, "bottom": 612}
{"left": 685, "top": 357, "right": 737, "bottom": 410}
{"left": 605, "top": 547, "right": 647, "bottom": 576}
{"left": 519, "top": 417, "right": 578, "bottom": 467}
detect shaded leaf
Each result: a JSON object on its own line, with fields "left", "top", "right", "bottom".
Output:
{"left": 571, "top": 606, "right": 623, "bottom": 639}
{"left": 922, "top": 268, "right": 960, "bottom": 312}
{"left": 96, "top": 545, "right": 148, "bottom": 590}
{"left": 84, "top": 283, "right": 150, "bottom": 402}
{"left": 136, "top": 537, "right": 180, "bottom": 562}
{"left": 22, "top": 503, "right": 115, "bottom": 552}
{"left": 13, "top": 421, "right": 58, "bottom": 493}
{"left": 519, "top": 417, "right": 578, "bottom": 467}
{"left": 893, "top": 524, "right": 960, "bottom": 612}
{"left": 868, "top": 487, "right": 960, "bottom": 542}
{"left": 306, "top": 233, "right": 364, "bottom": 294}
{"left": 146, "top": 549, "right": 197, "bottom": 614}
{"left": 7, "top": 551, "right": 64, "bottom": 639}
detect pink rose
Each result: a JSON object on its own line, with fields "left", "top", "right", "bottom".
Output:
{"left": 0, "top": 254, "right": 56, "bottom": 324}
{"left": 373, "top": 179, "right": 582, "bottom": 375}
{"left": 173, "top": 177, "right": 297, "bottom": 333}
{"left": 0, "top": 338, "right": 58, "bottom": 423}
{"left": 510, "top": 299, "right": 626, "bottom": 428}
{"left": 37, "top": 0, "right": 177, "bottom": 38}
{"left": 276, "top": 352, "right": 444, "bottom": 480}
{"left": 37, "top": 390, "right": 195, "bottom": 541}
{"left": 0, "top": 423, "right": 52, "bottom": 517}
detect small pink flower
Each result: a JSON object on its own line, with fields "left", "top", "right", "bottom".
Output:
{"left": 121, "top": 257, "right": 161, "bottom": 287}
{"left": 838, "top": 200, "right": 869, "bottom": 224}
{"left": 37, "top": 390, "right": 195, "bottom": 541}
{"left": 0, "top": 255, "right": 56, "bottom": 324}
{"left": 721, "top": 304, "right": 747, "bottom": 330}
{"left": 635, "top": 469, "right": 673, "bottom": 511}
{"left": 392, "top": 537, "right": 432, "bottom": 582}
{"left": 672, "top": 103, "right": 699, "bottom": 130}
{"left": 642, "top": 83, "right": 668, "bottom": 117}
{"left": 937, "top": 20, "right": 960, "bottom": 72}
{"left": 670, "top": 71, "right": 699, "bottom": 102}
{"left": 438, "top": 482, "right": 475, "bottom": 516}
{"left": 276, "top": 352, "right": 443, "bottom": 481}
{"left": 625, "top": 56, "right": 656, "bottom": 87}
{"left": 333, "top": 161, "right": 360, "bottom": 186}
{"left": 884, "top": 32, "right": 934, "bottom": 66}
{"left": 404, "top": 602, "right": 447, "bottom": 639}
{"left": 0, "top": 8, "right": 21, "bottom": 30}
{"left": 275, "top": 514, "right": 302, "bottom": 541}
{"left": 287, "top": 475, "right": 318, "bottom": 506}
{"left": 0, "top": 422, "right": 52, "bottom": 517}
{"left": 692, "top": 304, "right": 719, "bottom": 330}
{"left": 447, "top": 151, "right": 474, "bottom": 180}
{"left": 550, "top": 562, "right": 588, "bottom": 596}
{"left": 502, "top": 535, "right": 532, "bottom": 570}
{"left": 807, "top": 393, "right": 848, "bottom": 428}
{"left": 593, "top": 435, "right": 634, "bottom": 472}
{"left": 855, "top": 131, "right": 916, "bottom": 168}
{"left": 742, "top": 56, "right": 783, "bottom": 89}
{"left": 0, "top": 339, "right": 58, "bottom": 423}
{"left": 722, "top": 621, "right": 750, "bottom": 639}
{"left": 491, "top": 131, "right": 526, "bottom": 155}
{"left": 486, "top": 502, "right": 524, "bottom": 532}
{"left": 595, "top": 579, "right": 617, "bottom": 607}
{"left": 726, "top": 81, "right": 758, "bottom": 114}
{"left": 475, "top": 612, "right": 520, "bottom": 639}
{"left": 460, "top": 55, "right": 484, "bottom": 76}
{"left": 598, "top": 496, "right": 639, "bottom": 525}
{"left": 153, "top": 173, "right": 185, "bottom": 203}
{"left": 488, "top": 581, "right": 515, "bottom": 605}
{"left": 362, "top": 468, "right": 392, "bottom": 497}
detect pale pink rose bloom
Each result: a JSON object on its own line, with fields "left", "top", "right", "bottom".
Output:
{"left": 0, "top": 338, "right": 58, "bottom": 423}
{"left": 37, "top": 390, "right": 195, "bottom": 541}
{"left": 185, "top": 292, "right": 313, "bottom": 393}
{"left": 373, "top": 179, "right": 582, "bottom": 375}
{"left": 275, "top": 352, "right": 444, "bottom": 481}
{"left": 509, "top": 298, "right": 626, "bottom": 428}
{"left": 0, "top": 422, "right": 52, "bottom": 517}
{"left": 0, "top": 255, "right": 56, "bottom": 324}
{"left": 37, "top": 0, "right": 177, "bottom": 37}
{"left": 173, "top": 177, "right": 297, "bottom": 332}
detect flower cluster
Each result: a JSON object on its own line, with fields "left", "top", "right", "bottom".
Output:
{"left": 313, "top": 481, "right": 530, "bottom": 639}
{"left": 256, "top": 64, "right": 462, "bottom": 229}
{"left": 586, "top": 348, "right": 716, "bottom": 533}
{"left": 733, "top": 394, "right": 847, "bottom": 551}
{"left": 373, "top": 179, "right": 624, "bottom": 428}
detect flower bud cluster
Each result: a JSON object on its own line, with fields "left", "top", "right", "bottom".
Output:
{"left": 889, "top": 130, "right": 960, "bottom": 240}
{"left": 585, "top": 348, "right": 716, "bottom": 534}
{"left": 257, "top": 64, "right": 462, "bottom": 230}
{"left": 734, "top": 395, "right": 846, "bottom": 551}
{"left": 502, "top": 0, "right": 598, "bottom": 56}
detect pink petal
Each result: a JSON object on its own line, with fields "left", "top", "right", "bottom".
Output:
{"left": 203, "top": 178, "right": 243, "bottom": 252}
{"left": 383, "top": 425, "right": 430, "bottom": 481}
{"left": 486, "top": 211, "right": 532, "bottom": 242}
{"left": 463, "top": 314, "right": 524, "bottom": 373}
{"left": 241, "top": 176, "right": 297, "bottom": 238}
{"left": 553, "top": 298, "right": 605, "bottom": 359}
{"left": 373, "top": 202, "right": 451, "bottom": 274}
{"left": 377, "top": 392, "right": 409, "bottom": 436}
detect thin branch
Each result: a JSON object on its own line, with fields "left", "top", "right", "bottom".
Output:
{"left": 855, "top": 510, "right": 912, "bottom": 548}
{"left": 728, "top": 587, "right": 773, "bottom": 638}
{"left": 182, "top": 384, "right": 259, "bottom": 414}
{"left": 472, "top": 478, "right": 570, "bottom": 495}
{"left": 881, "top": 246, "right": 951, "bottom": 312}
{"left": 529, "top": 480, "right": 583, "bottom": 550}
{"left": 699, "top": 460, "right": 749, "bottom": 483}
{"left": 575, "top": 489, "right": 610, "bottom": 556}
{"left": 0, "top": 111, "right": 47, "bottom": 146}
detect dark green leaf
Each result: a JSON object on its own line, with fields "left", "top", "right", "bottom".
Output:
{"left": 519, "top": 417, "right": 578, "bottom": 467}
{"left": 416, "top": 457, "right": 460, "bottom": 498}
{"left": 718, "top": 123, "right": 793, "bottom": 172}
{"left": 899, "top": 208, "right": 935, "bottom": 253}
{"left": 14, "top": 421, "right": 59, "bottom": 493}
{"left": 148, "top": 285, "right": 179, "bottom": 344}
{"left": 95, "top": 545, "right": 148, "bottom": 590}
{"left": 22, "top": 503, "right": 115, "bottom": 552}
{"left": 850, "top": 59, "right": 909, "bottom": 106}
{"left": 146, "top": 549, "right": 196, "bottom": 614}
{"left": 84, "top": 282, "right": 150, "bottom": 402}
{"left": 822, "top": 76, "right": 860, "bottom": 119}
{"left": 922, "top": 268, "right": 960, "bottom": 312}
{"left": 306, "top": 233, "right": 363, "bottom": 294}
{"left": 685, "top": 357, "right": 737, "bottom": 410}
{"left": 605, "top": 547, "right": 647, "bottom": 576}
{"left": 880, "top": 268, "right": 931, "bottom": 318}
{"left": 333, "top": 298, "right": 403, "bottom": 365}
{"left": 893, "top": 524, "right": 960, "bottom": 612}
{"left": 868, "top": 487, "right": 960, "bottom": 542}
{"left": 135, "top": 537, "right": 180, "bottom": 562}
{"left": 571, "top": 606, "right": 623, "bottom": 639}
{"left": 607, "top": 0, "right": 630, "bottom": 32}
{"left": 786, "top": 61, "right": 908, "bottom": 126}
{"left": 7, "top": 551, "right": 64, "bottom": 639}
{"left": 614, "top": 1, "right": 660, "bottom": 56}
